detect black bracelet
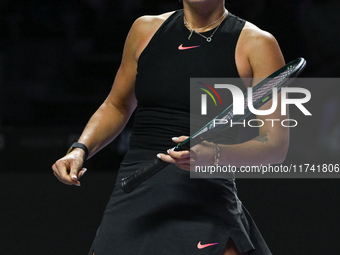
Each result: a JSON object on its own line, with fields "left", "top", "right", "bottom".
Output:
{"left": 67, "top": 142, "right": 89, "bottom": 161}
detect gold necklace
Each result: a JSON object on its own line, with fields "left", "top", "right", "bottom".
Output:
{"left": 184, "top": 11, "right": 227, "bottom": 42}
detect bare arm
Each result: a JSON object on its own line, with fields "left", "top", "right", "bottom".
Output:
{"left": 52, "top": 18, "right": 140, "bottom": 186}
{"left": 218, "top": 23, "right": 288, "bottom": 167}
{"left": 52, "top": 13, "right": 174, "bottom": 186}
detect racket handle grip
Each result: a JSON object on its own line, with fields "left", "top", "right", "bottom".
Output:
{"left": 120, "top": 158, "right": 170, "bottom": 193}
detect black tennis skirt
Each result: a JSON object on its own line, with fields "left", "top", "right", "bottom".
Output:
{"left": 89, "top": 147, "right": 272, "bottom": 255}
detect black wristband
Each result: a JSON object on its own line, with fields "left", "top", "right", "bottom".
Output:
{"left": 67, "top": 142, "right": 89, "bottom": 161}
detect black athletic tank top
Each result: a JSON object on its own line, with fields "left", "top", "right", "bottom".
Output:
{"left": 130, "top": 10, "right": 246, "bottom": 150}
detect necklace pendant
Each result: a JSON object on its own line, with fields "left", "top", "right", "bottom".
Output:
{"left": 188, "top": 29, "right": 194, "bottom": 40}
{"left": 206, "top": 37, "right": 212, "bottom": 42}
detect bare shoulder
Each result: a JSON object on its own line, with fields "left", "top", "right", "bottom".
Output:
{"left": 133, "top": 11, "right": 175, "bottom": 30}
{"left": 236, "top": 21, "right": 285, "bottom": 80}
{"left": 240, "top": 22, "right": 280, "bottom": 52}
{"left": 128, "top": 11, "right": 176, "bottom": 60}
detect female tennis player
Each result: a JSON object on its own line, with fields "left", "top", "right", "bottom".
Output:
{"left": 52, "top": 0, "right": 288, "bottom": 254}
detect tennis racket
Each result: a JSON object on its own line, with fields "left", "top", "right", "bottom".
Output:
{"left": 121, "top": 57, "right": 307, "bottom": 193}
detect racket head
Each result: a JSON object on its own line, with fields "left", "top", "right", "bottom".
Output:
{"left": 241, "top": 57, "right": 307, "bottom": 116}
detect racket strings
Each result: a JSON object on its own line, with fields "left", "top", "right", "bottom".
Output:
{"left": 244, "top": 64, "right": 297, "bottom": 107}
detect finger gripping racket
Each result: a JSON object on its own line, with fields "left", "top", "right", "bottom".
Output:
{"left": 121, "top": 58, "right": 307, "bottom": 193}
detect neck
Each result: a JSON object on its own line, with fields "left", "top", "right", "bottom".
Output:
{"left": 183, "top": 1, "right": 226, "bottom": 31}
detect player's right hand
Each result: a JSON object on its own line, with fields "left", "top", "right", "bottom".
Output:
{"left": 52, "top": 148, "right": 87, "bottom": 186}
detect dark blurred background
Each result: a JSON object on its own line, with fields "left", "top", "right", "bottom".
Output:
{"left": 1, "top": 0, "right": 339, "bottom": 254}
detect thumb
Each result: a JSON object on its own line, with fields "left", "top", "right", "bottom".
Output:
{"left": 69, "top": 163, "right": 83, "bottom": 183}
